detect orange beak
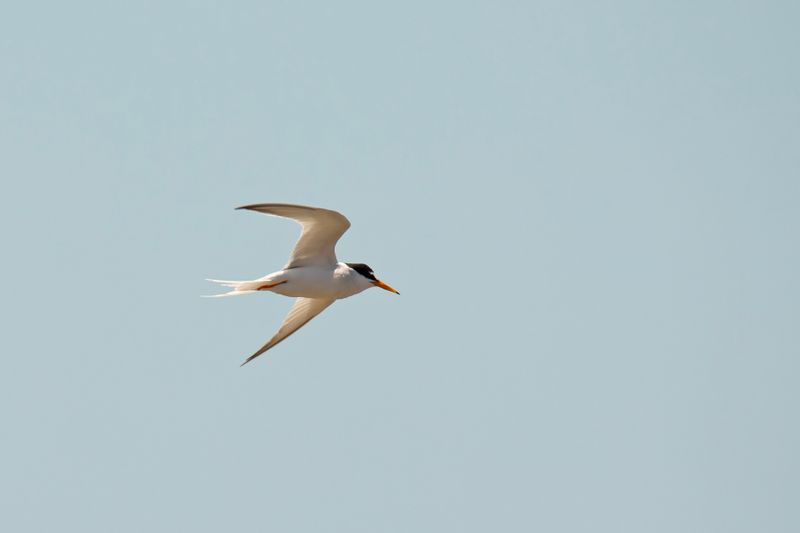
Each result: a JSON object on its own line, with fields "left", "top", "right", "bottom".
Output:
{"left": 371, "top": 279, "right": 400, "bottom": 294}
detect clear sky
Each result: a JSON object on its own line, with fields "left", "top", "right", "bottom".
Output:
{"left": 1, "top": 1, "right": 798, "bottom": 532}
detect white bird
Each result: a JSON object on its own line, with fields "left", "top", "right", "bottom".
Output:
{"left": 208, "top": 203, "right": 399, "bottom": 365}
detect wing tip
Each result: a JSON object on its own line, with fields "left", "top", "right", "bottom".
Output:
{"left": 240, "top": 349, "right": 267, "bottom": 366}
{"left": 234, "top": 202, "right": 339, "bottom": 213}
{"left": 234, "top": 203, "right": 301, "bottom": 215}
{"left": 235, "top": 203, "right": 293, "bottom": 210}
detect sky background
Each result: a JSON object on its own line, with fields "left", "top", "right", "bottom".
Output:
{"left": 1, "top": 1, "right": 799, "bottom": 531}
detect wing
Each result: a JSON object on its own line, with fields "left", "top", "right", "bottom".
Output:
{"left": 237, "top": 203, "right": 351, "bottom": 268}
{"left": 241, "top": 297, "right": 336, "bottom": 365}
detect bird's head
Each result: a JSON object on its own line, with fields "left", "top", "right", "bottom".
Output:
{"left": 346, "top": 263, "right": 400, "bottom": 294}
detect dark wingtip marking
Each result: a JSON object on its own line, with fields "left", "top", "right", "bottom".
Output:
{"left": 240, "top": 352, "right": 262, "bottom": 366}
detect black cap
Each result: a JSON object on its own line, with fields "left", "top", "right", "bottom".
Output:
{"left": 345, "top": 263, "right": 377, "bottom": 281}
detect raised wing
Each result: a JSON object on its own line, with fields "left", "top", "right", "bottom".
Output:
{"left": 241, "top": 297, "right": 336, "bottom": 365}
{"left": 237, "top": 203, "right": 351, "bottom": 268}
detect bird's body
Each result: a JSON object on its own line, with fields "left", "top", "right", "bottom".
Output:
{"left": 244, "top": 263, "right": 375, "bottom": 300}
{"left": 207, "top": 203, "right": 398, "bottom": 365}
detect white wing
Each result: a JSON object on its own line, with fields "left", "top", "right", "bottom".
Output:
{"left": 241, "top": 297, "right": 336, "bottom": 365}
{"left": 237, "top": 203, "right": 351, "bottom": 268}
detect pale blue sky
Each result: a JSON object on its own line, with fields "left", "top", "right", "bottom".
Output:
{"left": 1, "top": 1, "right": 799, "bottom": 532}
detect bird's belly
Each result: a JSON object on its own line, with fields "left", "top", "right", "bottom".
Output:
{"left": 269, "top": 268, "right": 347, "bottom": 299}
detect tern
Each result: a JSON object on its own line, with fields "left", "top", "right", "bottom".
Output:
{"left": 208, "top": 203, "right": 399, "bottom": 365}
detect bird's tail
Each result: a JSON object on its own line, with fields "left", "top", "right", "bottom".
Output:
{"left": 202, "top": 279, "right": 259, "bottom": 298}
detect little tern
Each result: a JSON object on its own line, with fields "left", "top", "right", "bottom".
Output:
{"left": 208, "top": 203, "right": 399, "bottom": 365}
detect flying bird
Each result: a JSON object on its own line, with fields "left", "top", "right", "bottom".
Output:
{"left": 207, "top": 203, "right": 399, "bottom": 365}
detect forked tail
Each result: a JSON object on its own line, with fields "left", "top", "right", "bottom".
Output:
{"left": 203, "top": 279, "right": 259, "bottom": 298}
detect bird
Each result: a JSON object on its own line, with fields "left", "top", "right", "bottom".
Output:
{"left": 207, "top": 203, "right": 399, "bottom": 365}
